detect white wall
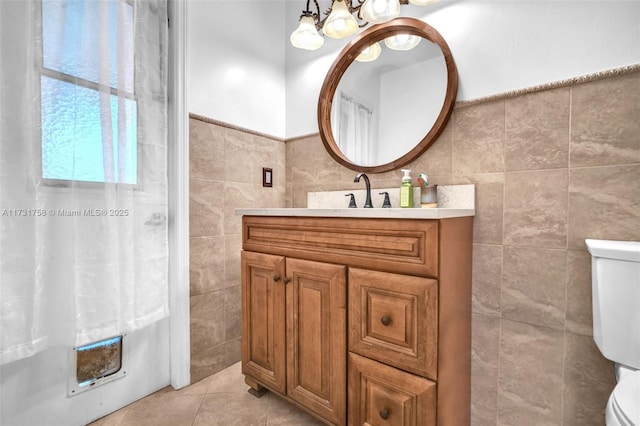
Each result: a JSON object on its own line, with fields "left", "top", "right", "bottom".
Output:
{"left": 188, "top": 1, "right": 640, "bottom": 139}
{"left": 424, "top": 1, "right": 640, "bottom": 100}
{"left": 188, "top": 0, "right": 287, "bottom": 138}
{"left": 378, "top": 56, "right": 447, "bottom": 162}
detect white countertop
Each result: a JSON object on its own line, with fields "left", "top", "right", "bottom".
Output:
{"left": 235, "top": 208, "right": 475, "bottom": 219}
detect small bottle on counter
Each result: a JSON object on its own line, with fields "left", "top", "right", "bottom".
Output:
{"left": 418, "top": 173, "right": 438, "bottom": 208}
{"left": 400, "top": 169, "right": 413, "bottom": 208}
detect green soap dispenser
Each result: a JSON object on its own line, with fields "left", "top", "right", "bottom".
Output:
{"left": 400, "top": 169, "right": 413, "bottom": 208}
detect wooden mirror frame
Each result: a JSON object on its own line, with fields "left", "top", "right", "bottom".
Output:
{"left": 318, "top": 17, "right": 458, "bottom": 173}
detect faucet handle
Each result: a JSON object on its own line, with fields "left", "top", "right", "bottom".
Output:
{"left": 379, "top": 192, "right": 391, "bottom": 208}
{"left": 345, "top": 193, "right": 357, "bottom": 208}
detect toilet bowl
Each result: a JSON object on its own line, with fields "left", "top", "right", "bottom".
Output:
{"left": 586, "top": 239, "right": 640, "bottom": 426}
{"left": 606, "top": 368, "right": 640, "bottom": 426}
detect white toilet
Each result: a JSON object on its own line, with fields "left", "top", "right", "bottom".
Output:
{"left": 586, "top": 239, "right": 640, "bottom": 426}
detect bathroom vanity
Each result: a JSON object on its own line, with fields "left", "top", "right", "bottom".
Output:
{"left": 238, "top": 208, "right": 473, "bottom": 426}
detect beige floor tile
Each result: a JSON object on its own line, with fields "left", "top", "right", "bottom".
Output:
{"left": 89, "top": 408, "right": 129, "bottom": 426}
{"left": 90, "top": 362, "right": 329, "bottom": 426}
{"left": 265, "top": 393, "right": 325, "bottom": 425}
{"left": 118, "top": 393, "right": 204, "bottom": 426}
{"left": 193, "top": 391, "right": 268, "bottom": 426}
{"left": 205, "top": 361, "right": 248, "bottom": 394}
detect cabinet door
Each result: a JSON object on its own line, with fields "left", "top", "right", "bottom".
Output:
{"left": 349, "top": 268, "right": 438, "bottom": 380}
{"left": 241, "top": 251, "right": 286, "bottom": 394}
{"left": 286, "top": 258, "right": 347, "bottom": 426}
{"left": 348, "top": 353, "right": 436, "bottom": 426}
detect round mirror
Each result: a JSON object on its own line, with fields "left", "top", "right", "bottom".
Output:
{"left": 318, "top": 18, "right": 458, "bottom": 173}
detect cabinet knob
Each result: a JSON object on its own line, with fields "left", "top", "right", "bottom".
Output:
{"left": 273, "top": 274, "right": 281, "bottom": 282}
{"left": 283, "top": 277, "right": 291, "bottom": 284}
{"left": 379, "top": 408, "right": 390, "bottom": 420}
{"left": 380, "top": 315, "right": 391, "bottom": 326}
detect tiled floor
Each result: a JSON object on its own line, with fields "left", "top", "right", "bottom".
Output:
{"left": 90, "top": 362, "right": 325, "bottom": 426}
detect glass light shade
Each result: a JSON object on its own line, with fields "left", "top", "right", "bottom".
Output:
{"left": 409, "top": 0, "right": 439, "bottom": 5}
{"left": 322, "top": 0, "right": 359, "bottom": 39}
{"left": 355, "top": 42, "right": 381, "bottom": 62}
{"left": 384, "top": 33, "right": 421, "bottom": 50}
{"left": 290, "top": 15, "right": 324, "bottom": 50}
{"left": 360, "top": 0, "right": 401, "bottom": 24}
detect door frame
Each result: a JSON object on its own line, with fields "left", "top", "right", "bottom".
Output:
{"left": 167, "top": 0, "right": 190, "bottom": 390}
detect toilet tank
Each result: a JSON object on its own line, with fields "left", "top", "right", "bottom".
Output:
{"left": 586, "top": 239, "right": 640, "bottom": 370}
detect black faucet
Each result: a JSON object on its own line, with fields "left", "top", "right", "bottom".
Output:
{"left": 345, "top": 193, "right": 357, "bottom": 208}
{"left": 379, "top": 192, "right": 391, "bottom": 208}
{"left": 353, "top": 173, "right": 373, "bottom": 208}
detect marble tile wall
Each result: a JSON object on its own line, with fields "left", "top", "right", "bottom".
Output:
{"left": 189, "top": 117, "right": 286, "bottom": 383}
{"left": 286, "top": 70, "right": 640, "bottom": 425}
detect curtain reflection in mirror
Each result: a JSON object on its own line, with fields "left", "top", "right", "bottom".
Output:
{"left": 334, "top": 93, "right": 375, "bottom": 165}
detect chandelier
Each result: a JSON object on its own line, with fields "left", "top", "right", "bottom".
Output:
{"left": 290, "top": 0, "right": 439, "bottom": 51}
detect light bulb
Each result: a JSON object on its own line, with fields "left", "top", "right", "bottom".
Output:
{"left": 322, "top": 0, "right": 359, "bottom": 39}
{"left": 373, "top": 0, "right": 387, "bottom": 13}
{"left": 360, "top": 0, "right": 400, "bottom": 24}
{"left": 384, "top": 33, "right": 421, "bottom": 50}
{"left": 290, "top": 15, "right": 324, "bottom": 50}
{"left": 409, "top": 0, "right": 439, "bottom": 5}
{"left": 356, "top": 42, "right": 381, "bottom": 62}
{"left": 333, "top": 18, "right": 346, "bottom": 32}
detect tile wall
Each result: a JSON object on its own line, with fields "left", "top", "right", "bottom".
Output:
{"left": 189, "top": 117, "right": 287, "bottom": 382}
{"left": 286, "top": 70, "right": 640, "bottom": 425}
{"left": 188, "top": 69, "right": 639, "bottom": 424}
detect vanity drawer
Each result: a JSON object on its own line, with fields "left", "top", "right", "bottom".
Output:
{"left": 348, "top": 352, "right": 436, "bottom": 426}
{"left": 349, "top": 268, "right": 438, "bottom": 380}
{"left": 242, "top": 216, "right": 439, "bottom": 278}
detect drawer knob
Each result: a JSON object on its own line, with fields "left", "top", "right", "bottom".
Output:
{"left": 380, "top": 315, "right": 391, "bottom": 326}
{"left": 283, "top": 277, "right": 291, "bottom": 284}
{"left": 379, "top": 408, "right": 390, "bottom": 420}
{"left": 273, "top": 274, "right": 281, "bottom": 282}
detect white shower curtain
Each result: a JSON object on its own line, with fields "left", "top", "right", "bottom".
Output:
{"left": 0, "top": 0, "right": 169, "bottom": 364}
{"left": 337, "top": 93, "right": 374, "bottom": 165}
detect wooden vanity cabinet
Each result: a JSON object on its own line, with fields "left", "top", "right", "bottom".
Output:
{"left": 241, "top": 251, "right": 347, "bottom": 425}
{"left": 348, "top": 352, "right": 436, "bottom": 426}
{"left": 241, "top": 215, "right": 472, "bottom": 426}
{"left": 348, "top": 268, "right": 438, "bottom": 380}
{"left": 241, "top": 251, "right": 286, "bottom": 395}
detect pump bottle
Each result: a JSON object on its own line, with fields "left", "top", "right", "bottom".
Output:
{"left": 400, "top": 169, "right": 413, "bottom": 208}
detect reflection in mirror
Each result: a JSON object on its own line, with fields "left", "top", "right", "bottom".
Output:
{"left": 318, "top": 18, "right": 458, "bottom": 173}
{"left": 330, "top": 36, "right": 446, "bottom": 166}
